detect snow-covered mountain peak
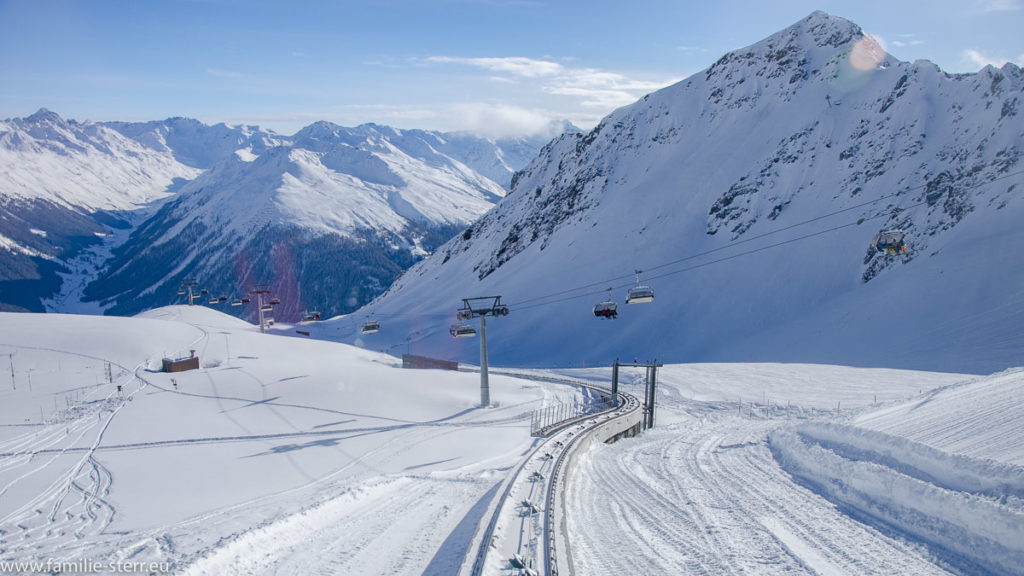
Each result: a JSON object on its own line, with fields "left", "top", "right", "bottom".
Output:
{"left": 3, "top": 108, "right": 554, "bottom": 315}
{"left": 344, "top": 11, "right": 1024, "bottom": 374}
{"left": 23, "top": 107, "right": 69, "bottom": 127}
{"left": 102, "top": 117, "right": 285, "bottom": 169}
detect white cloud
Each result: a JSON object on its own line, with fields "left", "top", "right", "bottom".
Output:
{"left": 427, "top": 55, "right": 679, "bottom": 120}
{"left": 962, "top": 49, "right": 1024, "bottom": 69}
{"left": 440, "top": 103, "right": 560, "bottom": 139}
{"left": 206, "top": 68, "right": 246, "bottom": 79}
{"left": 425, "top": 56, "right": 563, "bottom": 78}
{"left": 973, "top": 0, "right": 1021, "bottom": 12}
{"left": 890, "top": 34, "right": 925, "bottom": 48}
{"left": 546, "top": 68, "right": 674, "bottom": 109}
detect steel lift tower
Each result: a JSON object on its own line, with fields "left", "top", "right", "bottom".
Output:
{"left": 457, "top": 296, "right": 510, "bottom": 407}
{"left": 250, "top": 284, "right": 274, "bottom": 334}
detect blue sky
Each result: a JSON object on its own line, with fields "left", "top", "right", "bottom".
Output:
{"left": 1, "top": 0, "right": 1022, "bottom": 137}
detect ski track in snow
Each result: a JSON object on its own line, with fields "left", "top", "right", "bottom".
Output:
{"left": 565, "top": 409, "right": 953, "bottom": 575}
{"left": 1, "top": 307, "right": 1019, "bottom": 575}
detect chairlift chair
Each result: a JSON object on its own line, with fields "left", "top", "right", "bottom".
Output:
{"left": 626, "top": 270, "right": 655, "bottom": 304}
{"left": 360, "top": 318, "right": 380, "bottom": 334}
{"left": 873, "top": 228, "right": 906, "bottom": 255}
{"left": 208, "top": 297, "right": 220, "bottom": 304}
{"left": 593, "top": 288, "right": 618, "bottom": 319}
{"left": 449, "top": 323, "right": 477, "bottom": 338}
{"left": 269, "top": 298, "right": 281, "bottom": 305}
{"left": 177, "top": 289, "right": 186, "bottom": 296}
{"left": 230, "top": 299, "right": 243, "bottom": 306}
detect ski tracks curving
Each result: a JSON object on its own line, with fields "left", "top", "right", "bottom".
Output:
{"left": 565, "top": 411, "right": 953, "bottom": 575}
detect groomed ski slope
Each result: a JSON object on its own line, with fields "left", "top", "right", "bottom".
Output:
{"left": 560, "top": 364, "right": 1023, "bottom": 576}
{"left": 2, "top": 307, "right": 1020, "bottom": 575}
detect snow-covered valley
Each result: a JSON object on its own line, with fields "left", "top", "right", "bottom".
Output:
{"left": 1, "top": 306, "right": 1019, "bottom": 575}
{"left": 2, "top": 9, "right": 1023, "bottom": 576}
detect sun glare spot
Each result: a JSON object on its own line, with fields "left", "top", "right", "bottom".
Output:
{"left": 849, "top": 36, "right": 886, "bottom": 71}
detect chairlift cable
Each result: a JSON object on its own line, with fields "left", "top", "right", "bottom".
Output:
{"left": 508, "top": 169, "right": 1023, "bottom": 308}
{"left": 511, "top": 200, "right": 930, "bottom": 312}
{"left": 333, "top": 170, "right": 1021, "bottom": 328}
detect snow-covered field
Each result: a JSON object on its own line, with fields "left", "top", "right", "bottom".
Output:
{"left": 1, "top": 307, "right": 1020, "bottom": 575}
{"left": 0, "top": 307, "right": 568, "bottom": 574}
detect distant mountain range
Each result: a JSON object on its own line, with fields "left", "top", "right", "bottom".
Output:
{"left": 318, "top": 11, "right": 1024, "bottom": 375}
{"left": 0, "top": 110, "right": 562, "bottom": 316}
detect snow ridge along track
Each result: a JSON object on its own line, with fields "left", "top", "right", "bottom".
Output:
{"left": 769, "top": 422, "right": 1024, "bottom": 575}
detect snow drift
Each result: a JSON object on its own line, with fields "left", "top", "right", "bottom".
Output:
{"left": 770, "top": 374, "right": 1024, "bottom": 576}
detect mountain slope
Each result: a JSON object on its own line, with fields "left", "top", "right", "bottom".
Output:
{"left": 1, "top": 112, "right": 552, "bottom": 315}
{"left": 80, "top": 123, "right": 514, "bottom": 319}
{"left": 0, "top": 109, "right": 208, "bottom": 311}
{"left": 323, "top": 11, "right": 1024, "bottom": 374}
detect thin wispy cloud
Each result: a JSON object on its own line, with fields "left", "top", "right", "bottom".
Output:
{"left": 546, "top": 68, "right": 674, "bottom": 109}
{"left": 973, "top": 0, "right": 1021, "bottom": 12}
{"left": 426, "top": 56, "right": 563, "bottom": 78}
{"left": 891, "top": 34, "right": 925, "bottom": 48}
{"left": 206, "top": 68, "right": 246, "bottom": 79}
{"left": 426, "top": 55, "right": 678, "bottom": 118}
{"left": 962, "top": 48, "right": 1024, "bottom": 68}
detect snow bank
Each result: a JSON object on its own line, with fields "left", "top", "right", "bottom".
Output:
{"left": 855, "top": 367, "right": 1024, "bottom": 466}
{"left": 769, "top": 422, "right": 1024, "bottom": 575}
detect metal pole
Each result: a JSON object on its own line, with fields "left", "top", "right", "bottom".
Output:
{"left": 645, "top": 366, "right": 653, "bottom": 429}
{"left": 479, "top": 313, "right": 489, "bottom": 407}
{"left": 611, "top": 358, "right": 619, "bottom": 397}
{"left": 649, "top": 365, "right": 658, "bottom": 428}
{"left": 257, "top": 292, "right": 265, "bottom": 334}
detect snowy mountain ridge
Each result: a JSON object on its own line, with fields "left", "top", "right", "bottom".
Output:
{"left": 325, "top": 11, "right": 1024, "bottom": 374}
{"left": 0, "top": 108, "right": 204, "bottom": 211}
{"left": 0, "top": 111, "right": 555, "bottom": 315}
